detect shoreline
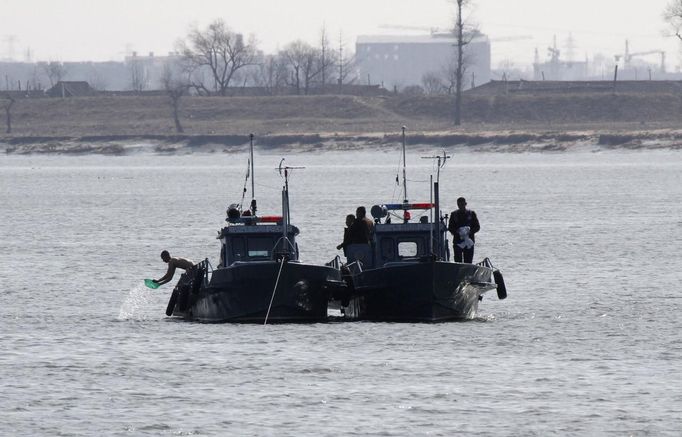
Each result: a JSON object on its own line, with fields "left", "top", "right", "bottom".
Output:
{"left": 3, "top": 129, "right": 682, "bottom": 155}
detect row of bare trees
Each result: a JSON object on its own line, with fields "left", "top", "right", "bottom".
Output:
{"left": 174, "top": 20, "right": 356, "bottom": 97}
{"left": 152, "top": 20, "right": 359, "bottom": 132}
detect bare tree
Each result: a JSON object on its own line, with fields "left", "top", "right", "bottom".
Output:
{"left": 129, "top": 58, "right": 149, "bottom": 92}
{"left": 2, "top": 93, "right": 16, "bottom": 134}
{"left": 41, "top": 61, "right": 67, "bottom": 87}
{"left": 452, "top": 0, "right": 477, "bottom": 126}
{"left": 318, "top": 24, "right": 337, "bottom": 91}
{"left": 442, "top": 46, "right": 476, "bottom": 95}
{"left": 665, "top": 1, "right": 682, "bottom": 40}
{"left": 252, "top": 54, "right": 289, "bottom": 95}
{"left": 87, "top": 65, "right": 108, "bottom": 91}
{"left": 336, "top": 30, "right": 357, "bottom": 91}
{"left": 161, "top": 65, "right": 188, "bottom": 133}
{"left": 281, "top": 40, "right": 321, "bottom": 95}
{"left": 179, "top": 20, "right": 258, "bottom": 96}
{"left": 422, "top": 71, "right": 446, "bottom": 95}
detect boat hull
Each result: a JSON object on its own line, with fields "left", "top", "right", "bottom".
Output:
{"left": 169, "top": 261, "right": 342, "bottom": 323}
{"left": 339, "top": 261, "right": 496, "bottom": 322}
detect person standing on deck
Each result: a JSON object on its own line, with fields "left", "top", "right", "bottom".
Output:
{"left": 347, "top": 206, "right": 374, "bottom": 245}
{"left": 336, "top": 214, "right": 356, "bottom": 255}
{"left": 448, "top": 197, "right": 480, "bottom": 263}
{"left": 153, "top": 250, "right": 195, "bottom": 286}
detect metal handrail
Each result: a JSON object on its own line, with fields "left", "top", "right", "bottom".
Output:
{"left": 197, "top": 258, "right": 213, "bottom": 286}
{"left": 477, "top": 257, "right": 494, "bottom": 269}
{"left": 326, "top": 255, "right": 342, "bottom": 270}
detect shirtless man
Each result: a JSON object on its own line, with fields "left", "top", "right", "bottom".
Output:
{"left": 153, "top": 250, "right": 195, "bottom": 286}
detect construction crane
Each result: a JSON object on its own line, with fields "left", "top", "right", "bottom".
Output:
{"left": 378, "top": 24, "right": 444, "bottom": 34}
{"left": 627, "top": 50, "right": 666, "bottom": 73}
{"left": 547, "top": 35, "right": 560, "bottom": 64}
{"left": 490, "top": 35, "right": 534, "bottom": 43}
{"left": 377, "top": 24, "right": 532, "bottom": 42}
{"left": 614, "top": 40, "right": 666, "bottom": 72}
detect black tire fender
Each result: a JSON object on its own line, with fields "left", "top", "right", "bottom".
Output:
{"left": 493, "top": 269, "right": 507, "bottom": 300}
{"left": 165, "top": 288, "right": 180, "bottom": 316}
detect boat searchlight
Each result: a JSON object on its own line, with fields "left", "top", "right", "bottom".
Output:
{"left": 371, "top": 202, "right": 435, "bottom": 222}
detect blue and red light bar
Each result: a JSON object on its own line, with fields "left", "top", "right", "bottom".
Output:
{"left": 228, "top": 215, "right": 283, "bottom": 224}
{"left": 258, "top": 215, "right": 283, "bottom": 223}
{"left": 384, "top": 202, "right": 434, "bottom": 211}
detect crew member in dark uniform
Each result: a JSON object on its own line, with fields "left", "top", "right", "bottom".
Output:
{"left": 347, "top": 206, "right": 373, "bottom": 244}
{"left": 448, "top": 197, "right": 480, "bottom": 263}
{"left": 336, "top": 214, "right": 356, "bottom": 255}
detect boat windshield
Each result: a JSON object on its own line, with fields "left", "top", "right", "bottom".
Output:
{"left": 247, "top": 236, "right": 276, "bottom": 259}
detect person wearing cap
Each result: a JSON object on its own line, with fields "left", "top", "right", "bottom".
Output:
{"left": 448, "top": 197, "right": 480, "bottom": 263}
{"left": 152, "top": 250, "right": 195, "bottom": 286}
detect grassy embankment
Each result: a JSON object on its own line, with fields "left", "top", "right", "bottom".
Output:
{"left": 3, "top": 93, "right": 682, "bottom": 153}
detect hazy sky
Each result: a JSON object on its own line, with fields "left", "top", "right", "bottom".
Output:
{"left": 1, "top": 0, "right": 679, "bottom": 68}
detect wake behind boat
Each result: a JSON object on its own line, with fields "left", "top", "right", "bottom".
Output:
{"left": 329, "top": 128, "right": 507, "bottom": 322}
{"left": 164, "top": 135, "right": 344, "bottom": 323}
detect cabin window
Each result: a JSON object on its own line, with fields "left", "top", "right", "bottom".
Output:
{"left": 398, "top": 241, "right": 420, "bottom": 258}
{"left": 380, "top": 238, "right": 394, "bottom": 260}
{"left": 231, "top": 237, "right": 245, "bottom": 261}
{"left": 247, "top": 237, "right": 274, "bottom": 259}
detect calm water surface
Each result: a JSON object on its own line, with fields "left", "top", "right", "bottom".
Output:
{"left": 1, "top": 149, "right": 682, "bottom": 436}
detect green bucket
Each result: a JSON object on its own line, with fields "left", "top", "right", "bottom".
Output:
{"left": 144, "top": 279, "right": 160, "bottom": 289}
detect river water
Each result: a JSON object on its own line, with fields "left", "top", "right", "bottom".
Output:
{"left": 2, "top": 148, "right": 681, "bottom": 436}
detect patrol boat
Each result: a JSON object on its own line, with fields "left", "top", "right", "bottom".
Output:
{"left": 165, "top": 135, "right": 344, "bottom": 323}
{"left": 329, "top": 128, "right": 507, "bottom": 322}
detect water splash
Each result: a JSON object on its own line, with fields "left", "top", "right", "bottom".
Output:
{"left": 118, "top": 282, "right": 161, "bottom": 320}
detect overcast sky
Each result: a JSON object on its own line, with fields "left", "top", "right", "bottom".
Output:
{"left": 1, "top": 0, "right": 679, "bottom": 69}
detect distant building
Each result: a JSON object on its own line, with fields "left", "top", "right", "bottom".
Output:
{"left": 533, "top": 59, "right": 589, "bottom": 81}
{"left": 46, "top": 81, "right": 95, "bottom": 97}
{"left": 355, "top": 33, "right": 491, "bottom": 92}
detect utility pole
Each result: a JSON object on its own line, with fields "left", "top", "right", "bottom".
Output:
{"left": 453, "top": 0, "right": 465, "bottom": 126}
{"left": 565, "top": 32, "right": 575, "bottom": 63}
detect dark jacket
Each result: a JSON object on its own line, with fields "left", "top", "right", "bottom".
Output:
{"left": 448, "top": 209, "right": 480, "bottom": 243}
{"left": 347, "top": 217, "right": 373, "bottom": 245}
{"left": 338, "top": 227, "right": 351, "bottom": 249}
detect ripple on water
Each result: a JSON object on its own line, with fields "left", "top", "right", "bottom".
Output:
{"left": 2, "top": 152, "right": 682, "bottom": 435}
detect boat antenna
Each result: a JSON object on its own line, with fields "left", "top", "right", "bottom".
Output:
{"left": 421, "top": 150, "right": 451, "bottom": 258}
{"left": 249, "top": 133, "right": 257, "bottom": 215}
{"left": 421, "top": 150, "right": 450, "bottom": 184}
{"left": 401, "top": 126, "right": 408, "bottom": 203}
{"left": 277, "top": 158, "right": 305, "bottom": 253}
{"left": 238, "top": 159, "right": 249, "bottom": 212}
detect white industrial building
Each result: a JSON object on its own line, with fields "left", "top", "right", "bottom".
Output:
{"left": 355, "top": 33, "right": 491, "bottom": 92}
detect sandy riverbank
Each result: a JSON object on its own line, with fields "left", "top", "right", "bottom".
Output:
{"left": 4, "top": 128, "right": 682, "bottom": 155}
{"left": 3, "top": 94, "right": 682, "bottom": 154}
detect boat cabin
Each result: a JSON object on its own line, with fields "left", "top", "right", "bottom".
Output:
{"left": 345, "top": 203, "right": 449, "bottom": 269}
{"left": 217, "top": 215, "right": 300, "bottom": 267}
